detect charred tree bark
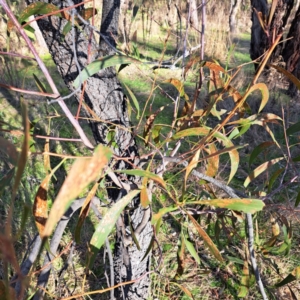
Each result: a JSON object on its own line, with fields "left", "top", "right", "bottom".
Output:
{"left": 26, "top": 0, "right": 152, "bottom": 299}
{"left": 282, "top": 4, "right": 300, "bottom": 96}
{"left": 250, "top": 0, "right": 268, "bottom": 68}
{"left": 250, "top": 0, "right": 294, "bottom": 69}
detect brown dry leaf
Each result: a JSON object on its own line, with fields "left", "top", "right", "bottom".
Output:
{"left": 42, "top": 145, "right": 111, "bottom": 237}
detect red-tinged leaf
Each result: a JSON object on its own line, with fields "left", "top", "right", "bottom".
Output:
{"left": 204, "top": 61, "right": 226, "bottom": 74}
{"left": 249, "top": 141, "right": 275, "bottom": 166}
{"left": 140, "top": 177, "right": 149, "bottom": 207}
{"left": 143, "top": 105, "right": 166, "bottom": 146}
{"left": 73, "top": 55, "right": 141, "bottom": 88}
{"left": 184, "top": 149, "right": 200, "bottom": 189}
{"left": 0, "top": 137, "right": 18, "bottom": 166}
{"left": 116, "top": 169, "right": 166, "bottom": 189}
{"left": 205, "top": 144, "right": 219, "bottom": 177}
{"left": 186, "top": 212, "right": 223, "bottom": 262}
{"left": 33, "top": 174, "right": 51, "bottom": 237}
{"left": 88, "top": 190, "right": 140, "bottom": 268}
{"left": 187, "top": 198, "right": 264, "bottom": 213}
{"left": 244, "top": 157, "right": 284, "bottom": 188}
{"left": 238, "top": 259, "right": 250, "bottom": 298}
{"left": 275, "top": 266, "right": 300, "bottom": 287}
{"left": 79, "top": 7, "right": 98, "bottom": 20}
{"left": 43, "top": 145, "right": 112, "bottom": 237}
{"left": 75, "top": 182, "right": 99, "bottom": 243}
{"left": 164, "top": 78, "right": 185, "bottom": 97}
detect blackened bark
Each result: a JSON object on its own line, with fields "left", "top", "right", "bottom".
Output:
{"left": 250, "top": 0, "right": 268, "bottom": 67}
{"left": 25, "top": 0, "right": 152, "bottom": 299}
{"left": 282, "top": 5, "right": 300, "bottom": 96}
{"left": 250, "top": 0, "right": 294, "bottom": 69}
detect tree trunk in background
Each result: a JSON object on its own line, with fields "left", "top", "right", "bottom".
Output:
{"left": 26, "top": 0, "right": 152, "bottom": 299}
{"left": 229, "top": 0, "right": 242, "bottom": 34}
{"left": 282, "top": 4, "right": 300, "bottom": 96}
{"left": 189, "top": 0, "right": 199, "bottom": 30}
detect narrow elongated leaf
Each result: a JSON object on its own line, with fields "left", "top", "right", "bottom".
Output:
{"left": 270, "top": 64, "right": 300, "bottom": 91}
{"left": 268, "top": 168, "right": 284, "bottom": 192}
{"left": 238, "top": 259, "right": 250, "bottom": 297}
{"left": 89, "top": 190, "right": 140, "bottom": 267}
{"left": 175, "top": 232, "right": 185, "bottom": 279}
{"left": 173, "top": 127, "right": 239, "bottom": 183}
{"left": 275, "top": 266, "right": 300, "bottom": 287}
{"left": 164, "top": 78, "right": 185, "bottom": 97}
{"left": 140, "top": 177, "right": 149, "bottom": 207}
{"left": 183, "top": 234, "right": 200, "bottom": 264}
{"left": 184, "top": 149, "right": 200, "bottom": 189}
{"left": 73, "top": 55, "right": 141, "bottom": 88}
{"left": 249, "top": 141, "right": 275, "bottom": 166}
{"left": 187, "top": 198, "right": 264, "bottom": 213}
{"left": 123, "top": 82, "right": 140, "bottom": 119}
{"left": 0, "top": 137, "right": 18, "bottom": 166}
{"left": 186, "top": 212, "right": 223, "bottom": 262}
{"left": 205, "top": 143, "right": 219, "bottom": 177}
{"left": 170, "top": 282, "right": 194, "bottom": 299}
{"left": 244, "top": 157, "right": 284, "bottom": 187}
{"left": 7, "top": 2, "right": 62, "bottom": 33}
{"left": 43, "top": 146, "right": 112, "bottom": 237}
{"left": 286, "top": 121, "right": 300, "bottom": 136}
{"left": 33, "top": 174, "right": 50, "bottom": 237}
{"left": 75, "top": 182, "right": 99, "bottom": 243}
{"left": 116, "top": 169, "right": 166, "bottom": 188}
{"left": 151, "top": 205, "right": 178, "bottom": 225}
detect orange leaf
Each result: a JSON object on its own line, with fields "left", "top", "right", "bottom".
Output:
{"left": 33, "top": 174, "right": 51, "bottom": 236}
{"left": 43, "top": 145, "right": 111, "bottom": 237}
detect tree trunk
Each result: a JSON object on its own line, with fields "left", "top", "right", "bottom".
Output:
{"left": 229, "top": 0, "right": 242, "bottom": 34}
{"left": 189, "top": 0, "right": 199, "bottom": 30}
{"left": 26, "top": 0, "right": 152, "bottom": 299}
{"left": 282, "top": 4, "right": 300, "bottom": 96}
{"left": 250, "top": 0, "right": 268, "bottom": 68}
{"left": 250, "top": 0, "right": 294, "bottom": 69}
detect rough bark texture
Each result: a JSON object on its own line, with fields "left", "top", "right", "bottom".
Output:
{"left": 282, "top": 4, "right": 300, "bottom": 96}
{"left": 26, "top": 0, "right": 152, "bottom": 299}
{"left": 250, "top": 0, "right": 294, "bottom": 65}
